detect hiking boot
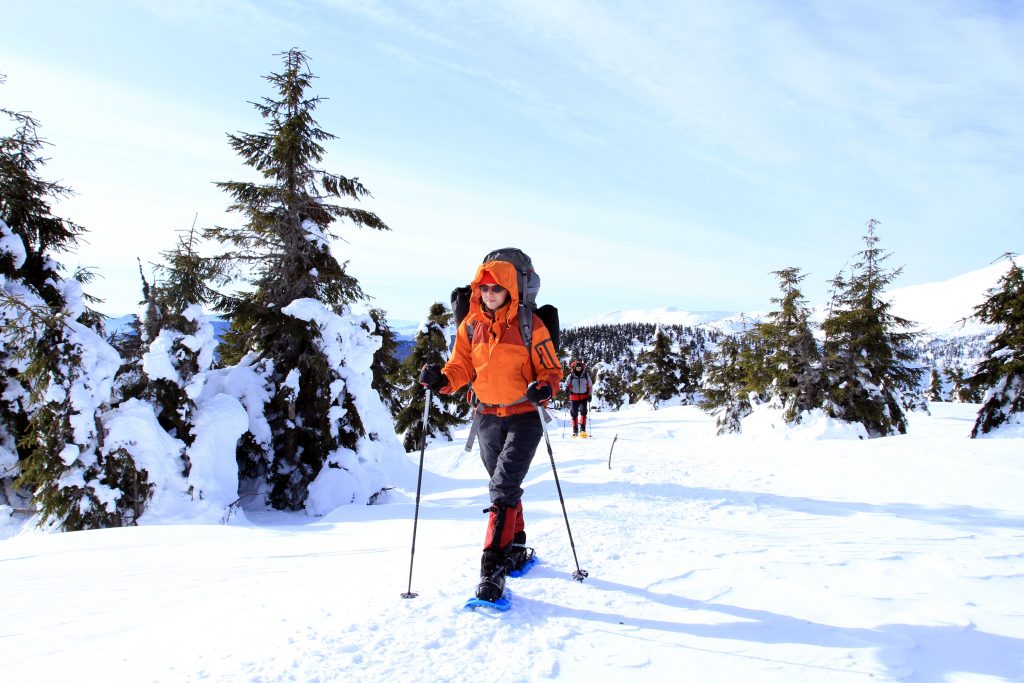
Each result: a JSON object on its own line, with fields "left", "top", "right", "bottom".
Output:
{"left": 477, "top": 549, "right": 506, "bottom": 602}
{"left": 475, "top": 575, "right": 505, "bottom": 602}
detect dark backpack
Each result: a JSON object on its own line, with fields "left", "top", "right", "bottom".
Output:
{"left": 450, "top": 247, "right": 560, "bottom": 354}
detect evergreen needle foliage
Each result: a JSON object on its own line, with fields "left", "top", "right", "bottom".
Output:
{"left": 634, "top": 326, "right": 686, "bottom": 408}
{"left": 203, "top": 50, "right": 391, "bottom": 510}
{"left": 750, "top": 267, "right": 823, "bottom": 421}
{"left": 970, "top": 255, "right": 1024, "bottom": 436}
{"left": 393, "top": 302, "right": 468, "bottom": 451}
{"left": 821, "top": 220, "right": 924, "bottom": 437}
{"left": 2, "top": 85, "right": 130, "bottom": 528}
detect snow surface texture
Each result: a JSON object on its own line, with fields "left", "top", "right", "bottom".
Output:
{"left": 2, "top": 402, "right": 1022, "bottom": 682}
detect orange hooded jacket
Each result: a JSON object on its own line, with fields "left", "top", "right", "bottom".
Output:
{"left": 440, "top": 260, "right": 562, "bottom": 408}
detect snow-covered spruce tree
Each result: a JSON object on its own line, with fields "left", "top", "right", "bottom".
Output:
{"left": 944, "top": 366, "right": 980, "bottom": 403}
{"left": 750, "top": 267, "right": 823, "bottom": 422}
{"left": 368, "top": 307, "right": 402, "bottom": 418}
{"left": 699, "top": 332, "right": 754, "bottom": 434}
{"left": 927, "top": 368, "right": 945, "bottom": 402}
{"left": 204, "top": 50, "right": 393, "bottom": 511}
{"left": 1, "top": 100, "right": 88, "bottom": 497}
{"left": 969, "top": 255, "right": 1024, "bottom": 437}
{"left": 820, "top": 220, "right": 924, "bottom": 437}
{"left": 633, "top": 326, "right": 683, "bottom": 408}
{"left": 9, "top": 292, "right": 128, "bottom": 529}
{"left": 1, "top": 96, "right": 132, "bottom": 528}
{"left": 592, "top": 362, "right": 629, "bottom": 411}
{"left": 0, "top": 219, "right": 29, "bottom": 505}
{"left": 393, "top": 302, "right": 467, "bottom": 451}
{"left": 90, "top": 222, "right": 228, "bottom": 520}
{"left": 137, "top": 224, "right": 225, "bottom": 447}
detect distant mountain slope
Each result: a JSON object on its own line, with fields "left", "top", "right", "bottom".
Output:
{"left": 570, "top": 259, "right": 1013, "bottom": 338}
{"left": 576, "top": 308, "right": 739, "bottom": 328}
{"left": 885, "top": 260, "right": 1010, "bottom": 335}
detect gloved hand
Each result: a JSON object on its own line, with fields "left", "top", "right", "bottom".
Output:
{"left": 526, "top": 380, "right": 552, "bottom": 403}
{"left": 418, "top": 364, "right": 449, "bottom": 392}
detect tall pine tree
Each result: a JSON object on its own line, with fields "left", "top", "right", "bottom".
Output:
{"left": 969, "top": 255, "right": 1024, "bottom": 436}
{"left": 204, "top": 50, "right": 391, "bottom": 510}
{"left": 821, "top": 220, "right": 923, "bottom": 437}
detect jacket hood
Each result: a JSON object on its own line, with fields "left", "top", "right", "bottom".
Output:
{"left": 468, "top": 260, "right": 520, "bottom": 324}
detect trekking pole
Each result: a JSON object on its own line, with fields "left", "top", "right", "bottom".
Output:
{"left": 401, "top": 389, "right": 432, "bottom": 599}
{"left": 535, "top": 403, "right": 589, "bottom": 582}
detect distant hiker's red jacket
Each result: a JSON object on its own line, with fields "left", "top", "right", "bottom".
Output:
{"left": 440, "top": 260, "right": 562, "bottom": 409}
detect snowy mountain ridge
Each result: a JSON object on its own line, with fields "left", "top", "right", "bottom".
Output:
{"left": 573, "top": 259, "right": 1012, "bottom": 338}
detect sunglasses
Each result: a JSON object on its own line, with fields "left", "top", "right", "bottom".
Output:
{"left": 478, "top": 284, "right": 506, "bottom": 294}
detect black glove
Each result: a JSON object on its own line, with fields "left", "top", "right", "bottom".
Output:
{"left": 418, "top": 364, "right": 448, "bottom": 392}
{"left": 526, "top": 381, "right": 552, "bottom": 403}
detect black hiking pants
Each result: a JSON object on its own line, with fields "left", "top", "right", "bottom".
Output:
{"left": 478, "top": 411, "right": 543, "bottom": 507}
{"left": 569, "top": 399, "right": 589, "bottom": 421}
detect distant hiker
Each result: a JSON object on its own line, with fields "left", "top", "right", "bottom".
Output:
{"left": 419, "top": 255, "right": 563, "bottom": 604}
{"left": 565, "top": 359, "right": 593, "bottom": 437}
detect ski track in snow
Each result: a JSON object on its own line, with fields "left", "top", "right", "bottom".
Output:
{"left": 2, "top": 403, "right": 1023, "bottom": 682}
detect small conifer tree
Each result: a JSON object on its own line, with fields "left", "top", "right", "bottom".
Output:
{"left": 592, "top": 362, "right": 629, "bottom": 411}
{"left": 394, "top": 302, "right": 467, "bottom": 451}
{"left": 699, "top": 332, "right": 754, "bottom": 434}
{"left": 110, "top": 222, "right": 227, "bottom": 481}
{"left": 368, "top": 308, "right": 403, "bottom": 417}
{"left": 969, "top": 255, "right": 1024, "bottom": 436}
{"left": 751, "top": 267, "right": 823, "bottom": 421}
{"left": 927, "top": 368, "right": 945, "bottom": 402}
{"left": 821, "top": 220, "right": 923, "bottom": 437}
{"left": 634, "top": 326, "right": 683, "bottom": 408}
{"left": 944, "top": 366, "right": 980, "bottom": 403}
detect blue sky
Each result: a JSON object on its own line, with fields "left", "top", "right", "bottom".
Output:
{"left": 2, "top": 1, "right": 1022, "bottom": 326}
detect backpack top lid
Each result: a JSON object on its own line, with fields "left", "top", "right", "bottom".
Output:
{"left": 482, "top": 247, "right": 540, "bottom": 308}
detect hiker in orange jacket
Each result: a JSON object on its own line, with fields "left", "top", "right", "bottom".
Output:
{"left": 419, "top": 258, "right": 562, "bottom": 602}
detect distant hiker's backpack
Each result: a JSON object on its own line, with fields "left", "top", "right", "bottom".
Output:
{"left": 450, "top": 247, "right": 560, "bottom": 354}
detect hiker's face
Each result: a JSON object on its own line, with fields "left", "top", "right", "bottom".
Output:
{"left": 479, "top": 284, "right": 508, "bottom": 312}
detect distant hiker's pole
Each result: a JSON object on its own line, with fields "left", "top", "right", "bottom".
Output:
{"left": 607, "top": 433, "right": 619, "bottom": 470}
{"left": 535, "top": 404, "right": 589, "bottom": 582}
{"left": 401, "top": 390, "right": 432, "bottom": 599}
